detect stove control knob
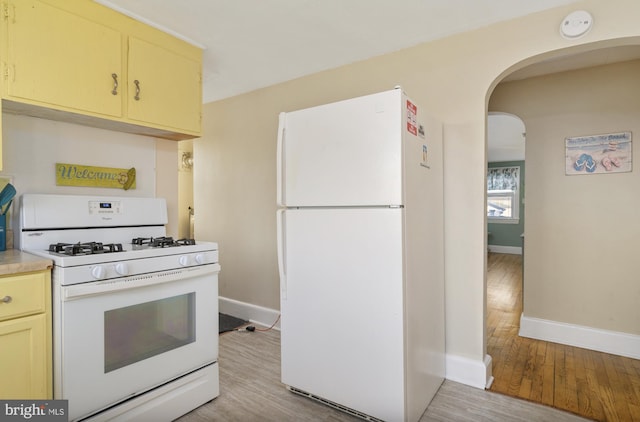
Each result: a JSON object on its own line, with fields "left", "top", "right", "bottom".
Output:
{"left": 115, "top": 263, "right": 129, "bottom": 276}
{"left": 179, "top": 255, "right": 190, "bottom": 266}
{"left": 91, "top": 265, "right": 106, "bottom": 279}
{"left": 195, "top": 254, "right": 205, "bottom": 265}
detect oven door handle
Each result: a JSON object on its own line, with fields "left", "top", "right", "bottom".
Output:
{"left": 63, "top": 264, "right": 221, "bottom": 301}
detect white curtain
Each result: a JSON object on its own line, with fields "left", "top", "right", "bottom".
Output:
{"left": 487, "top": 167, "right": 519, "bottom": 191}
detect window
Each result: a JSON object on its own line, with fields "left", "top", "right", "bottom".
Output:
{"left": 487, "top": 166, "right": 520, "bottom": 224}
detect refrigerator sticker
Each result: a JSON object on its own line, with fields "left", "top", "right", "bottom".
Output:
{"left": 421, "top": 144, "right": 430, "bottom": 169}
{"left": 406, "top": 100, "right": 417, "bottom": 136}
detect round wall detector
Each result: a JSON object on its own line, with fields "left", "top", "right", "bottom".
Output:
{"left": 560, "top": 10, "right": 593, "bottom": 39}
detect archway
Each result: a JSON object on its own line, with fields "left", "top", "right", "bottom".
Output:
{"left": 483, "top": 39, "right": 640, "bottom": 419}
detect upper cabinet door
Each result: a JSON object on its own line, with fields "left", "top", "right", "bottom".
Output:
{"left": 6, "top": 0, "right": 123, "bottom": 117}
{"left": 127, "top": 37, "right": 201, "bottom": 134}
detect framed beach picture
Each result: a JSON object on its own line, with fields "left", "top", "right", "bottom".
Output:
{"left": 565, "top": 132, "right": 632, "bottom": 175}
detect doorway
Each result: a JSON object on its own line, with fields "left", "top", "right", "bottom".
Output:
{"left": 486, "top": 113, "right": 525, "bottom": 256}
{"left": 484, "top": 43, "right": 640, "bottom": 421}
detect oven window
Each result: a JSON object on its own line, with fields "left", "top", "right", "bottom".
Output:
{"left": 104, "top": 293, "right": 196, "bottom": 373}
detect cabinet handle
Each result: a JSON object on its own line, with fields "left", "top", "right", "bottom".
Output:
{"left": 1, "top": 296, "right": 12, "bottom": 304}
{"left": 134, "top": 80, "right": 141, "bottom": 101}
{"left": 111, "top": 73, "right": 118, "bottom": 95}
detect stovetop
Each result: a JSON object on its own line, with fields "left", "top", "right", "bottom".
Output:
{"left": 19, "top": 195, "right": 220, "bottom": 280}
{"left": 48, "top": 237, "right": 197, "bottom": 257}
{"left": 26, "top": 238, "right": 218, "bottom": 268}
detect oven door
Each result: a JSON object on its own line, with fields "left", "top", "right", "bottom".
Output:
{"left": 57, "top": 264, "right": 219, "bottom": 421}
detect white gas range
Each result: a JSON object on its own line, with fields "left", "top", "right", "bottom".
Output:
{"left": 20, "top": 194, "right": 220, "bottom": 422}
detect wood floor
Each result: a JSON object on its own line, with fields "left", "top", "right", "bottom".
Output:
{"left": 177, "top": 321, "right": 587, "bottom": 421}
{"left": 487, "top": 252, "right": 640, "bottom": 422}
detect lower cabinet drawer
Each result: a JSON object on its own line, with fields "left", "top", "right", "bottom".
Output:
{"left": 0, "top": 272, "right": 47, "bottom": 322}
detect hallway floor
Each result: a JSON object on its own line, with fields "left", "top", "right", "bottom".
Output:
{"left": 487, "top": 252, "right": 640, "bottom": 421}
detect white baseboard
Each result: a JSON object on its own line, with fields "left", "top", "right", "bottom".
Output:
{"left": 219, "top": 296, "right": 281, "bottom": 330}
{"left": 221, "top": 296, "right": 497, "bottom": 390}
{"left": 445, "top": 354, "right": 493, "bottom": 389}
{"left": 488, "top": 245, "right": 522, "bottom": 255}
{"left": 519, "top": 314, "right": 640, "bottom": 360}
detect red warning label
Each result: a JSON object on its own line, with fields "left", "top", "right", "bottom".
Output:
{"left": 406, "top": 100, "right": 417, "bottom": 136}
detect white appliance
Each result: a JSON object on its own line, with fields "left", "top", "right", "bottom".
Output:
{"left": 276, "top": 88, "right": 445, "bottom": 422}
{"left": 20, "top": 194, "right": 220, "bottom": 422}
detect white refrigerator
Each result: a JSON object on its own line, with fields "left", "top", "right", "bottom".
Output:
{"left": 276, "top": 88, "right": 445, "bottom": 422}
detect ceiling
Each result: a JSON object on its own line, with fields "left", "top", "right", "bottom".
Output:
{"left": 98, "top": 0, "right": 581, "bottom": 103}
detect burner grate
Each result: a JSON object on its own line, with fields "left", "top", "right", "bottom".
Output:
{"left": 131, "top": 237, "right": 196, "bottom": 248}
{"left": 49, "top": 242, "right": 124, "bottom": 256}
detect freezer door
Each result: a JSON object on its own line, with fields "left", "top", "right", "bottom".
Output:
{"left": 277, "top": 89, "right": 404, "bottom": 207}
{"left": 278, "top": 207, "right": 406, "bottom": 421}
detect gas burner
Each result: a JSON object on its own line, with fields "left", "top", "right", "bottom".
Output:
{"left": 131, "top": 237, "right": 196, "bottom": 248}
{"left": 49, "top": 242, "right": 124, "bottom": 256}
{"left": 151, "top": 237, "right": 176, "bottom": 248}
{"left": 175, "top": 238, "right": 197, "bottom": 246}
{"left": 131, "top": 237, "right": 153, "bottom": 246}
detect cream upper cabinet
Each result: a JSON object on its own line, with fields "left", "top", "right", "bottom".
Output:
{"left": 1, "top": 0, "right": 202, "bottom": 141}
{"left": 128, "top": 37, "right": 201, "bottom": 134}
{"left": 5, "top": 0, "right": 123, "bottom": 117}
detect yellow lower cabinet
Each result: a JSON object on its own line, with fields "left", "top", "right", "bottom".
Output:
{"left": 0, "top": 313, "right": 49, "bottom": 399}
{"left": 0, "top": 270, "right": 52, "bottom": 399}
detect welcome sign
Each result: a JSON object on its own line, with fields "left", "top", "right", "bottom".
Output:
{"left": 56, "top": 163, "right": 136, "bottom": 190}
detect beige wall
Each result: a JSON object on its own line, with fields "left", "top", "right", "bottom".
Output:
{"left": 156, "top": 139, "right": 179, "bottom": 237}
{"left": 196, "top": 0, "right": 640, "bottom": 375}
{"left": 0, "top": 114, "right": 175, "bottom": 240}
{"left": 490, "top": 60, "right": 640, "bottom": 335}
{"left": 178, "top": 140, "right": 194, "bottom": 239}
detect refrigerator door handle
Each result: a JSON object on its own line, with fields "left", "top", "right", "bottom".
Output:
{"left": 276, "top": 112, "right": 286, "bottom": 207}
{"left": 276, "top": 209, "right": 287, "bottom": 300}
